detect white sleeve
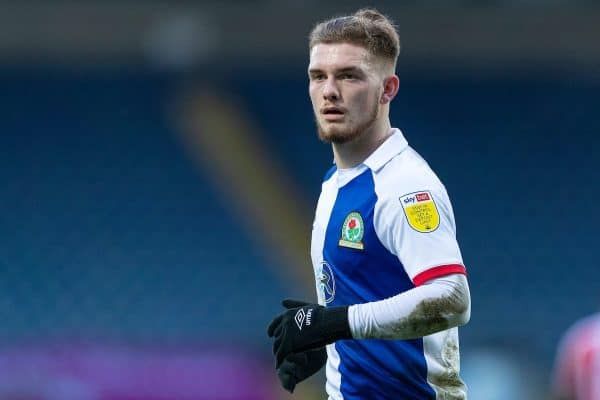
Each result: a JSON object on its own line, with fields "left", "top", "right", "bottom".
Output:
{"left": 350, "top": 168, "right": 471, "bottom": 340}
{"left": 375, "top": 185, "right": 466, "bottom": 285}
{"left": 348, "top": 274, "right": 471, "bottom": 340}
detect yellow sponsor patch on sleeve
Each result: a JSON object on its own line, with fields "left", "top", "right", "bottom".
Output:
{"left": 399, "top": 191, "right": 440, "bottom": 233}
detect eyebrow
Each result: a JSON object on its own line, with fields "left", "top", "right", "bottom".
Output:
{"left": 308, "top": 66, "right": 364, "bottom": 75}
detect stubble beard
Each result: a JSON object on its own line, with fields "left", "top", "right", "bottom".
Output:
{"left": 316, "top": 100, "right": 379, "bottom": 144}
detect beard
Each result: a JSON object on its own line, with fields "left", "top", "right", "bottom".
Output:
{"left": 316, "top": 100, "right": 379, "bottom": 144}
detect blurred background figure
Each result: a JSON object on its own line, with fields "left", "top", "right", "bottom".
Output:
{"left": 0, "top": 1, "right": 599, "bottom": 399}
{"left": 552, "top": 311, "right": 600, "bottom": 400}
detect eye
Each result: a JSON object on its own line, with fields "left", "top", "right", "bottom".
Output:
{"left": 310, "top": 74, "right": 326, "bottom": 81}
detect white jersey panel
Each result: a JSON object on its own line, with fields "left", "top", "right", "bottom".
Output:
{"left": 423, "top": 329, "right": 467, "bottom": 399}
{"left": 372, "top": 145, "right": 464, "bottom": 283}
{"left": 311, "top": 170, "right": 345, "bottom": 399}
{"left": 311, "top": 172, "right": 339, "bottom": 306}
{"left": 325, "top": 344, "right": 344, "bottom": 400}
{"left": 370, "top": 134, "right": 467, "bottom": 398}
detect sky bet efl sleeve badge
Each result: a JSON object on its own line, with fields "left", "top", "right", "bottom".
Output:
{"left": 400, "top": 191, "right": 440, "bottom": 233}
{"left": 338, "top": 212, "right": 365, "bottom": 250}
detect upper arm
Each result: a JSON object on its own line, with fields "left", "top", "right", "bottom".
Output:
{"left": 374, "top": 179, "right": 466, "bottom": 286}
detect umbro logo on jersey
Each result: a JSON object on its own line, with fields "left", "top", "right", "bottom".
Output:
{"left": 294, "top": 308, "right": 313, "bottom": 330}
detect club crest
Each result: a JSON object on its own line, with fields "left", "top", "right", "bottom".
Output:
{"left": 338, "top": 211, "right": 365, "bottom": 250}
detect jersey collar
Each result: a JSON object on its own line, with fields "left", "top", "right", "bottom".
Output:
{"left": 362, "top": 128, "right": 408, "bottom": 172}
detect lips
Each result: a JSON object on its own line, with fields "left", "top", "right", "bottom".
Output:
{"left": 322, "top": 106, "right": 344, "bottom": 115}
{"left": 321, "top": 106, "right": 345, "bottom": 121}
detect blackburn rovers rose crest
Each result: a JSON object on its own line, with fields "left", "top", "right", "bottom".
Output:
{"left": 338, "top": 211, "right": 365, "bottom": 250}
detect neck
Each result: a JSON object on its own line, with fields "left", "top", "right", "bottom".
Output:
{"left": 332, "top": 118, "right": 392, "bottom": 169}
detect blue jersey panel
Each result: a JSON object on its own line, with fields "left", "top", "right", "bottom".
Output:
{"left": 323, "top": 169, "right": 435, "bottom": 399}
{"left": 335, "top": 339, "right": 435, "bottom": 400}
{"left": 324, "top": 169, "right": 413, "bottom": 305}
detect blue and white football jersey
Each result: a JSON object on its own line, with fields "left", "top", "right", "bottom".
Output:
{"left": 311, "top": 129, "right": 467, "bottom": 400}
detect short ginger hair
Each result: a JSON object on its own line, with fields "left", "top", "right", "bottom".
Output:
{"left": 309, "top": 8, "right": 401, "bottom": 72}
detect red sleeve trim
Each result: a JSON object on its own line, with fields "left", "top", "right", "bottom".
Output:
{"left": 413, "top": 264, "right": 466, "bottom": 286}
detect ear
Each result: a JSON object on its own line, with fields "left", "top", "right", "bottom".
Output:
{"left": 380, "top": 75, "right": 399, "bottom": 105}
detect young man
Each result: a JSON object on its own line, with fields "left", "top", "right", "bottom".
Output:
{"left": 267, "top": 8, "right": 471, "bottom": 399}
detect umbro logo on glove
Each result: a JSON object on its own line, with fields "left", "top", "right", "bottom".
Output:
{"left": 267, "top": 299, "right": 352, "bottom": 368}
{"left": 294, "top": 308, "right": 313, "bottom": 330}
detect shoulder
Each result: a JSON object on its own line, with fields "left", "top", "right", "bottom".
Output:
{"left": 372, "top": 145, "right": 447, "bottom": 203}
{"left": 371, "top": 145, "right": 458, "bottom": 238}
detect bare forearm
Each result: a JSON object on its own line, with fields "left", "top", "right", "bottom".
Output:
{"left": 349, "top": 274, "right": 470, "bottom": 340}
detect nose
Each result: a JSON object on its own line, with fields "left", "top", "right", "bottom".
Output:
{"left": 322, "top": 77, "right": 340, "bottom": 101}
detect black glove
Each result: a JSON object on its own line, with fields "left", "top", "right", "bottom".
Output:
{"left": 267, "top": 298, "right": 352, "bottom": 368}
{"left": 278, "top": 348, "right": 328, "bottom": 393}
{"left": 276, "top": 299, "right": 328, "bottom": 393}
